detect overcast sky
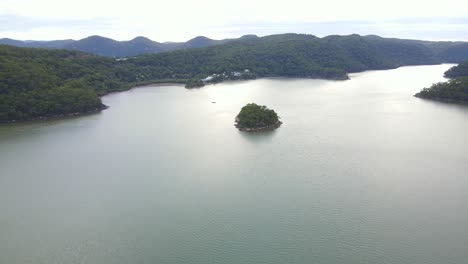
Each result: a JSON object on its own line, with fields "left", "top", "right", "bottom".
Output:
{"left": 1, "top": 0, "right": 468, "bottom": 41}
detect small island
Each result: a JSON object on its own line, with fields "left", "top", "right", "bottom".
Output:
{"left": 235, "top": 103, "right": 282, "bottom": 132}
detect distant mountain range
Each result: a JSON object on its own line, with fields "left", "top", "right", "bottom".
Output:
{"left": 2, "top": 34, "right": 468, "bottom": 62}
{"left": 0, "top": 35, "right": 252, "bottom": 57}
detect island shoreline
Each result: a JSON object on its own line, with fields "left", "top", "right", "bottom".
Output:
{"left": 236, "top": 120, "right": 283, "bottom": 132}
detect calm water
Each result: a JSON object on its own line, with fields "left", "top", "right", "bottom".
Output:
{"left": 1, "top": 65, "right": 468, "bottom": 264}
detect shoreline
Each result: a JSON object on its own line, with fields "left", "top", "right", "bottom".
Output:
{"left": 236, "top": 120, "right": 283, "bottom": 132}
{"left": 414, "top": 94, "right": 468, "bottom": 105}
{"left": 103, "top": 82, "right": 185, "bottom": 96}
{"left": 0, "top": 105, "right": 108, "bottom": 125}
{"left": 2, "top": 65, "right": 455, "bottom": 125}
{"left": 0, "top": 82, "right": 188, "bottom": 125}
{"left": 133, "top": 82, "right": 186, "bottom": 88}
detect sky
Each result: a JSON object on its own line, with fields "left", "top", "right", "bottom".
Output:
{"left": 1, "top": 0, "right": 468, "bottom": 42}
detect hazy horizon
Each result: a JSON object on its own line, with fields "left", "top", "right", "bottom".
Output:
{"left": 2, "top": 0, "right": 468, "bottom": 42}
{"left": 2, "top": 26, "right": 468, "bottom": 43}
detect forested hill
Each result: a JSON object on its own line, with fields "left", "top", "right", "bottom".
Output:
{"left": 3, "top": 33, "right": 468, "bottom": 122}
{"left": 123, "top": 33, "right": 468, "bottom": 81}
{"left": 0, "top": 35, "right": 235, "bottom": 57}
{"left": 0, "top": 46, "right": 131, "bottom": 122}
{"left": 2, "top": 33, "right": 468, "bottom": 61}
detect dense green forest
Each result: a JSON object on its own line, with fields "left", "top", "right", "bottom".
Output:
{"left": 126, "top": 34, "right": 443, "bottom": 82}
{"left": 3, "top": 34, "right": 468, "bottom": 62}
{"left": 415, "top": 62, "right": 468, "bottom": 103}
{"left": 0, "top": 46, "right": 133, "bottom": 121}
{"left": 235, "top": 103, "right": 281, "bottom": 131}
{"left": 3, "top": 33, "right": 468, "bottom": 122}
{"left": 123, "top": 34, "right": 468, "bottom": 82}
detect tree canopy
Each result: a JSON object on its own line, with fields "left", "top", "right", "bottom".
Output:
{"left": 0, "top": 45, "right": 131, "bottom": 121}
{"left": 235, "top": 103, "right": 280, "bottom": 130}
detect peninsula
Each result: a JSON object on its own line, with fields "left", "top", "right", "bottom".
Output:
{"left": 415, "top": 61, "right": 468, "bottom": 103}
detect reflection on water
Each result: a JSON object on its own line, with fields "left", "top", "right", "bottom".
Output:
{"left": 238, "top": 128, "right": 279, "bottom": 143}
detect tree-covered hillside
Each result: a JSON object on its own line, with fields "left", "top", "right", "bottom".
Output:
{"left": 3, "top": 34, "right": 468, "bottom": 62}
{"left": 126, "top": 34, "right": 349, "bottom": 80}
{"left": 126, "top": 33, "right": 452, "bottom": 82}
{"left": 0, "top": 46, "right": 133, "bottom": 122}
